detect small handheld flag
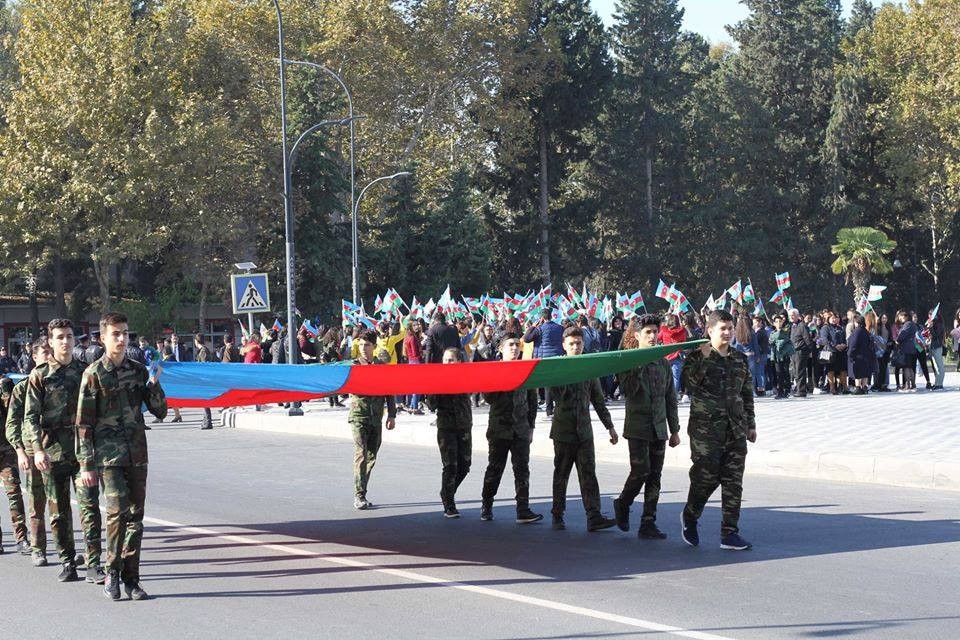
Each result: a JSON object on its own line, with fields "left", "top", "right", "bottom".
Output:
{"left": 775, "top": 272, "right": 791, "bottom": 290}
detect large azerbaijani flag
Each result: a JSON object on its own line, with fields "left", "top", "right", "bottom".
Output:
{"left": 161, "top": 340, "right": 705, "bottom": 408}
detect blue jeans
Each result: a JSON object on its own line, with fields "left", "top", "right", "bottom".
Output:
{"left": 408, "top": 394, "right": 420, "bottom": 411}
{"left": 670, "top": 358, "right": 683, "bottom": 396}
{"left": 752, "top": 355, "right": 768, "bottom": 391}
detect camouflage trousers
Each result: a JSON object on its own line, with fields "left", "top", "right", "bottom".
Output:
{"left": 618, "top": 437, "right": 666, "bottom": 525}
{"left": 101, "top": 465, "right": 147, "bottom": 583}
{"left": 0, "top": 448, "right": 27, "bottom": 544}
{"left": 352, "top": 421, "right": 382, "bottom": 499}
{"left": 42, "top": 459, "right": 102, "bottom": 566}
{"left": 481, "top": 436, "right": 530, "bottom": 512}
{"left": 683, "top": 427, "right": 747, "bottom": 536}
{"left": 551, "top": 439, "right": 601, "bottom": 520}
{"left": 22, "top": 458, "right": 48, "bottom": 553}
{"left": 437, "top": 430, "right": 471, "bottom": 508}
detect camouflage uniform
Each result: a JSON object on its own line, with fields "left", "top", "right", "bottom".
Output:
{"left": 23, "top": 358, "right": 102, "bottom": 566}
{"left": 347, "top": 360, "right": 397, "bottom": 501}
{"left": 5, "top": 378, "right": 47, "bottom": 553}
{"left": 680, "top": 347, "right": 755, "bottom": 536}
{"left": 424, "top": 393, "right": 472, "bottom": 509}
{"left": 76, "top": 356, "right": 166, "bottom": 583}
{"left": 549, "top": 379, "right": 614, "bottom": 522}
{"left": 617, "top": 359, "right": 679, "bottom": 526}
{"left": 480, "top": 388, "right": 537, "bottom": 513}
{"left": 0, "top": 378, "right": 28, "bottom": 546}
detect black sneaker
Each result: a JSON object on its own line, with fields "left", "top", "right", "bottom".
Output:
{"left": 551, "top": 515, "right": 565, "bottom": 530}
{"left": 480, "top": 504, "right": 493, "bottom": 521}
{"left": 443, "top": 506, "right": 460, "bottom": 518}
{"left": 103, "top": 571, "right": 121, "bottom": 600}
{"left": 516, "top": 509, "right": 543, "bottom": 524}
{"left": 124, "top": 580, "right": 149, "bottom": 600}
{"left": 31, "top": 551, "right": 47, "bottom": 567}
{"left": 75, "top": 553, "right": 86, "bottom": 568}
{"left": 86, "top": 563, "right": 106, "bottom": 584}
{"left": 681, "top": 512, "right": 699, "bottom": 547}
{"left": 613, "top": 498, "right": 629, "bottom": 531}
{"left": 587, "top": 516, "right": 616, "bottom": 532}
{"left": 57, "top": 562, "right": 80, "bottom": 582}
{"left": 720, "top": 532, "right": 753, "bottom": 550}
{"left": 638, "top": 522, "right": 667, "bottom": 539}
{"left": 0, "top": 544, "right": 4, "bottom": 555}
{"left": 17, "top": 540, "right": 31, "bottom": 555}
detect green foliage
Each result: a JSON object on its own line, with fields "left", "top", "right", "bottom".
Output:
{"left": 830, "top": 226, "right": 897, "bottom": 301}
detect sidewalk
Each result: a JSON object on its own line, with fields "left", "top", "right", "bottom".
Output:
{"left": 222, "top": 372, "right": 960, "bottom": 491}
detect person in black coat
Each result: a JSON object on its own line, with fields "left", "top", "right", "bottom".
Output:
{"left": 894, "top": 309, "right": 918, "bottom": 391}
{"left": 847, "top": 313, "right": 877, "bottom": 394}
{"left": 423, "top": 312, "right": 460, "bottom": 364}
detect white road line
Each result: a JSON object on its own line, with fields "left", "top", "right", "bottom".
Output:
{"left": 142, "top": 515, "right": 736, "bottom": 640}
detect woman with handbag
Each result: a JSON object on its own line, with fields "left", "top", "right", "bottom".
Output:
{"left": 818, "top": 312, "right": 848, "bottom": 395}
{"left": 895, "top": 310, "right": 918, "bottom": 392}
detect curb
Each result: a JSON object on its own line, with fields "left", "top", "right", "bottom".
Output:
{"left": 222, "top": 410, "right": 959, "bottom": 492}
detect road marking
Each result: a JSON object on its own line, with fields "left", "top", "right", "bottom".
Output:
{"left": 142, "top": 515, "right": 736, "bottom": 640}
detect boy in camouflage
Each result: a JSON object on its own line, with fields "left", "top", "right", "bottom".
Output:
{"left": 424, "top": 347, "right": 473, "bottom": 518}
{"left": 76, "top": 312, "right": 167, "bottom": 600}
{"left": 480, "top": 333, "right": 542, "bottom": 524}
{"left": 680, "top": 310, "right": 757, "bottom": 551}
{"left": 24, "top": 318, "right": 103, "bottom": 583}
{"left": 613, "top": 314, "right": 681, "bottom": 539}
{"left": 548, "top": 326, "right": 618, "bottom": 532}
{"left": 0, "top": 376, "right": 28, "bottom": 554}
{"left": 349, "top": 330, "right": 397, "bottom": 510}
{"left": 5, "top": 339, "right": 52, "bottom": 565}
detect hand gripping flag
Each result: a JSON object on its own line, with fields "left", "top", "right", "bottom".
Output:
{"left": 162, "top": 340, "right": 706, "bottom": 408}
{"left": 775, "top": 272, "right": 791, "bottom": 290}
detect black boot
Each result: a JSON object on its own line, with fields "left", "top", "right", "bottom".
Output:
{"left": 613, "top": 498, "right": 629, "bottom": 532}
{"left": 103, "top": 570, "right": 121, "bottom": 600}
{"left": 124, "top": 580, "right": 149, "bottom": 601}
{"left": 638, "top": 522, "right": 667, "bottom": 539}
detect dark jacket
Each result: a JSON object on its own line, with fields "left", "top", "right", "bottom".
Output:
{"left": 222, "top": 344, "right": 242, "bottom": 363}
{"left": 124, "top": 345, "right": 146, "bottom": 365}
{"left": 423, "top": 321, "right": 460, "bottom": 364}
{"left": 847, "top": 327, "right": 877, "bottom": 379}
{"left": 818, "top": 324, "right": 846, "bottom": 353}
{"left": 424, "top": 394, "right": 472, "bottom": 431}
{"left": 549, "top": 378, "right": 614, "bottom": 443}
{"left": 618, "top": 359, "right": 679, "bottom": 440}
{"left": 523, "top": 320, "right": 564, "bottom": 358}
{"left": 790, "top": 321, "right": 814, "bottom": 353}
{"left": 483, "top": 388, "right": 537, "bottom": 441}
{"left": 896, "top": 321, "right": 918, "bottom": 352}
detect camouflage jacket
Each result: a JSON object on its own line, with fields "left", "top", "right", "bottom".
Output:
{"left": 549, "top": 378, "right": 614, "bottom": 444}
{"left": 482, "top": 388, "right": 537, "bottom": 442}
{"left": 0, "top": 379, "right": 12, "bottom": 451}
{"left": 347, "top": 359, "right": 397, "bottom": 426}
{"left": 424, "top": 394, "right": 472, "bottom": 431}
{"left": 76, "top": 355, "right": 167, "bottom": 471}
{"left": 618, "top": 359, "right": 679, "bottom": 440}
{"left": 23, "top": 359, "right": 86, "bottom": 463}
{"left": 681, "top": 347, "right": 756, "bottom": 440}
{"left": 4, "top": 379, "right": 29, "bottom": 453}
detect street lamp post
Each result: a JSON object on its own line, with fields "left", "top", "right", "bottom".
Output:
{"left": 285, "top": 60, "right": 359, "bottom": 303}
{"left": 352, "top": 174, "right": 412, "bottom": 295}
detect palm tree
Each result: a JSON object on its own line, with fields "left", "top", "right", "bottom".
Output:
{"left": 830, "top": 227, "right": 897, "bottom": 302}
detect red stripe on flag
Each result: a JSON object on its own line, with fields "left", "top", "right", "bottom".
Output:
{"left": 342, "top": 360, "right": 539, "bottom": 396}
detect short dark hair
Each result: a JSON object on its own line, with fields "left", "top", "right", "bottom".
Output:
{"left": 637, "top": 313, "right": 661, "bottom": 329}
{"left": 224, "top": 334, "right": 234, "bottom": 344}
{"left": 562, "top": 326, "right": 583, "bottom": 340}
{"left": 358, "top": 330, "right": 378, "bottom": 343}
{"left": 47, "top": 318, "right": 73, "bottom": 332}
{"left": 99, "top": 312, "right": 127, "bottom": 331}
{"left": 433, "top": 311, "right": 446, "bottom": 323}
{"left": 194, "top": 333, "right": 205, "bottom": 343}
{"left": 540, "top": 307, "right": 552, "bottom": 319}
{"left": 706, "top": 310, "right": 734, "bottom": 328}
{"left": 31, "top": 338, "right": 48, "bottom": 355}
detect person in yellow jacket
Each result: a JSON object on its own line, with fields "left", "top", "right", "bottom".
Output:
{"left": 375, "top": 316, "right": 407, "bottom": 364}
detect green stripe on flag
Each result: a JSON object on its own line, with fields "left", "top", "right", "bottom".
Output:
{"left": 521, "top": 340, "right": 706, "bottom": 389}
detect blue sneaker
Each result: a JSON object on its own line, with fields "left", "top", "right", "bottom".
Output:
{"left": 720, "top": 532, "right": 752, "bottom": 550}
{"left": 681, "top": 512, "right": 699, "bottom": 547}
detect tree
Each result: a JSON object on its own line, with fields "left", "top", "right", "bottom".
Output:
{"left": 830, "top": 226, "right": 896, "bottom": 302}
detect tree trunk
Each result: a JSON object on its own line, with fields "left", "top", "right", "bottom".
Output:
{"left": 645, "top": 144, "right": 653, "bottom": 225}
{"left": 52, "top": 251, "right": 67, "bottom": 318}
{"left": 28, "top": 275, "right": 40, "bottom": 341}
{"left": 90, "top": 243, "right": 111, "bottom": 313}
{"left": 853, "top": 267, "right": 869, "bottom": 305}
{"left": 198, "top": 275, "right": 208, "bottom": 335}
{"left": 538, "top": 119, "right": 551, "bottom": 285}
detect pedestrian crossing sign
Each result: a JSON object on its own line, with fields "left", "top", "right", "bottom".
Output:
{"left": 231, "top": 273, "right": 270, "bottom": 314}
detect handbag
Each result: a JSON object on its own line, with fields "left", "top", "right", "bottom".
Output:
{"left": 891, "top": 348, "right": 906, "bottom": 368}
{"left": 819, "top": 349, "right": 833, "bottom": 363}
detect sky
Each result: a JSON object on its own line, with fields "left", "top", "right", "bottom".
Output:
{"left": 591, "top": 0, "right": 856, "bottom": 44}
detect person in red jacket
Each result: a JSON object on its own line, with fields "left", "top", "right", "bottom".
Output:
{"left": 657, "top": 314, "right": 690, "bottom": 402}
{"left": 403, "top": 320, "right": 425, "bottom": 415}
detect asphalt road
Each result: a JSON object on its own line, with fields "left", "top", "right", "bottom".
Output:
{"left": 1, "top": 408, "right": 957, "bottom": 640}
